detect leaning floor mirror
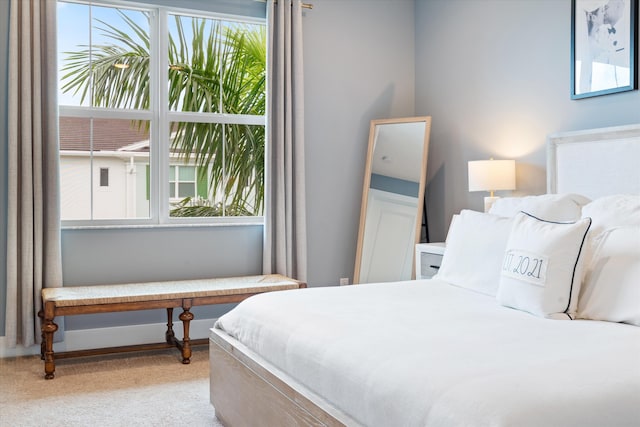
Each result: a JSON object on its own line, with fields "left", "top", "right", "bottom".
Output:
{"left": 354, "top": 116, "right": 432, "bottom": 284}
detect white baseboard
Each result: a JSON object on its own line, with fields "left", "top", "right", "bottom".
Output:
{"left": 0, "top": 318, "right": 217, "bottom": 358}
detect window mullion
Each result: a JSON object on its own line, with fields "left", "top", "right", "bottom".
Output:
{"left": 156, "top": 9, "right": 171, "bottom": 224}
{"left": 88, "top": 4, "right": 94, "bottom": 220}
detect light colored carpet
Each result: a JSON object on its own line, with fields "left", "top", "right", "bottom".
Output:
{"left": 0, "top": 346, "right": 223, "bottom": 427}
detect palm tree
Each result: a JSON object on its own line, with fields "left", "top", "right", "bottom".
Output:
{"left": 60, "top": 10, "right": 266, "bottom": 216}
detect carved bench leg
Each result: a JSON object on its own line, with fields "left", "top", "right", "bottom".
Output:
{"left": 179, "top": 299, "right": 194, "bottom": 364}
{"left": 165, "top": 307, "right": 175, "bottom": 344}
{"left": 38, "top": 309, "right": 45, "bottom": 360}
{"left": 41, "top": 301, "right": 58, "bottom": 380}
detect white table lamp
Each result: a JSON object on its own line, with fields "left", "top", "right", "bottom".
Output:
{"left": 468, "top": 159, "right": 516, "bottom": 212}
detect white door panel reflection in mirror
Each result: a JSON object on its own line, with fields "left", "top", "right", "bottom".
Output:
{"left": 354, "top": 116, "right": 432, "bottom": 284}
{"left": 359, "top": 189, "right": 417, "bottom": 283}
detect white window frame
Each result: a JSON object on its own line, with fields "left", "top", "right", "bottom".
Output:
{"left": 59, "top": 0, "right": 265, "bottom": 228}
{"left": 169, "top": 165, "right": 198, "bottom": 201}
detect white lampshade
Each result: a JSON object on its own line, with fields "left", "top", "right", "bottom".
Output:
{"left": 468, "top": 159, "right": 516, "bottom": 212}
{"left": 468, "top": 159, "right": 516, "bottom": 194}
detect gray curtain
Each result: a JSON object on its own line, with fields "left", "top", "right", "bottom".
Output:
{"left": 6, "top": 0, "right": 62, "bottom": 347}
{"left": 263, "top": 0, "right": 307, "bottom": 281}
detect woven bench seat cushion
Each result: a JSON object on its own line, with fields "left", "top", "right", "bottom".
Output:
{"left": 42, "top": 274, "right": 301, "bottom": 307}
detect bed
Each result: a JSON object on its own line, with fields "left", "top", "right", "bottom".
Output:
{"left": 209, "top": 124, "right": 640, "bottom": 427}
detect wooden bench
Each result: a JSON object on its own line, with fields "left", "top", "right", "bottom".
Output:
{"left": 39, "top": 274, "right": 305, "bottom": 379}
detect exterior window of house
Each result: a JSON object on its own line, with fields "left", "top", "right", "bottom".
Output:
{"left": 169, "top": 166, "right": 197, "bottom": 199}
{"left": 57, "top": 0, "right": 266, "bottom": 225}
{"left": 99, "top": 168, "right": 109, "bottom": 187}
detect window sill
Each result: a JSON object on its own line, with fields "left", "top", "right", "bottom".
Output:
{"left": 61, "top": 217, "right": 264, "bottom": 231}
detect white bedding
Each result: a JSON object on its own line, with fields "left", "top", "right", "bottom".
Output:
{"left": 214, "top": 280, "right": 640, "bottom": 427}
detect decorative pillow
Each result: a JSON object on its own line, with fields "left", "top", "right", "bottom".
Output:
{"left": 580, "top": 194, "right": 640, "bottom": 237}
{"left": 578, "top": 226, "right": 640, "bottom": 326}
{"left": 489, "top": 193, "right": 591, "bottom": 222}
{"left": 496, "top": 212, "right": 592, "bottom": 319}
{"left": 579, "top": 195, "right": 640, "bottom": 276}
{"left": 434, "top": 209, "right": 513, "bottom": 296}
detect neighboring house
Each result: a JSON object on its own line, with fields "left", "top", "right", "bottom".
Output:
{"left": 59, "top": 117, "right": 207, "bottom": 220}
{"left": 60, "top": 117, "right": 150, "bottom": 220}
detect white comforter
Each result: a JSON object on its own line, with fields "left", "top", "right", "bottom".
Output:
{"left": 214, "top": 280, "right": 640, "bottom": 427}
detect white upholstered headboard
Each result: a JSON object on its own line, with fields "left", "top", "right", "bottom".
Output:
{"left": 547, "top": 124, "right": 640, "bottom": 199}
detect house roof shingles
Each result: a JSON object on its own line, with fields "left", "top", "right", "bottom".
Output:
{"left": 59, "top": 117, "right": 150, "bottom": 152}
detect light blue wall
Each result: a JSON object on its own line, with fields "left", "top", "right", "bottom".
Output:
{"left": 416, "top": 0, "right": 640, "bottom": 241}
{"left": 0, "top": 0, "right": 417, "bottom": 337}
{"left": 58, "top": 0, "right": 416, "bottom": 333}
{"left": 62, "top": 225, "right": 263, "bottom": 329}
{"left": 303, "top": 0, "right": 417, "bottom": 287}
{"left": 370, "top": 174, "right": 419, "bottom": 198}
{"left": 7, "top": 0, "right": 636, "bottom": 338}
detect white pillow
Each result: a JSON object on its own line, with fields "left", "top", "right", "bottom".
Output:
{"left": 578, "top": 226, "right": 640, "bottom": 326}
{"left": 581, "top": 194, "right": 640, "bottom": 237}
{"left": 496, "top": 212, "right": 592, "bottom": 319}
{"left": 489, "top": 193, "right": 591, "bottom": 221}
{"left": 434, "top": 209, "right": 513, "bottom": 296}
{"left": 580, "top": 195, "right": 640, "bottom": 276}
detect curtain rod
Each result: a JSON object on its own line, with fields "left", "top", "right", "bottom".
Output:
{"left": 261, "top": 1, "right": 314, "bottom": 9}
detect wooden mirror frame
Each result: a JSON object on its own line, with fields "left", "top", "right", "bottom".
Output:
{"left": 353, "top": 116, "right": 432, "bottom": 284}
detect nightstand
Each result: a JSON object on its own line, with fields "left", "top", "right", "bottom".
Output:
{"left": 415, "top": 242, "right": 445, "bottom": 279}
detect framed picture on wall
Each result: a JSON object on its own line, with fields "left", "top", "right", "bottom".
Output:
{"left": 571, "top": 0, "right": 638, "bottom": 99}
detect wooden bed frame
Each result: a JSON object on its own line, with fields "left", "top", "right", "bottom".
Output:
{"left": 209, "top": 329, "right": 358, "bottom": 426}
{"left": 209, "top": 123, "right": 640, "bottom": 426}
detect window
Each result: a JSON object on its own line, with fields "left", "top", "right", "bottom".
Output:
{"left": 99, "top": 168, "right": 109, "bottom": 187}
{"left": 170, "top": 166, "right": 192, "bottom": 199}
{"left": 57, "top": 0, "right": 266, "bottom": 225}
